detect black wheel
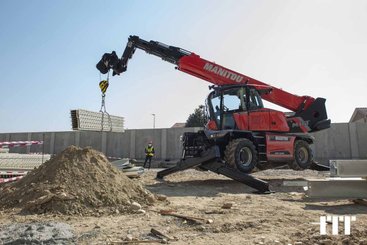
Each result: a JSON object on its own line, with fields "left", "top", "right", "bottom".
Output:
{"left": 288, "top": 140, "right": 313, "bottom": 170}
{"left": 224, "top": 138, "right": 258, "bottom": 173}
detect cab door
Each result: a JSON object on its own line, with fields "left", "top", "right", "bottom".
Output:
{"left": 247, "top": 88, "right": 270, "bottom": 131}
{"left": 233, "top": 112, "right": 249, "bottom": 130}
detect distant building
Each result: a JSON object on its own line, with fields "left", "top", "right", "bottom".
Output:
{"left": 171, "top": 123, "right": 186, "bottom": 128}
{"left": 349, "top": 108, "right": 367, "bottom": 123}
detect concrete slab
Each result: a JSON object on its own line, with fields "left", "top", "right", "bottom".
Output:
{"left": 0, "top": 153, "right": 51, "bottom": 170}
{"left": 330, "top": 159, "right": 367, "bottom": 177}
{"left": 283, "top": 180, "right": 308, "bottom": 187}
{"left": 71, "top": 109, "right": 124, "bottom": 132}
{"left": 306, "top": 178, "right": 367, "bottom": 198}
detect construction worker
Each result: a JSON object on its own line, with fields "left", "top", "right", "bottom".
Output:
{"left": 143, "top": 142, "right": 155, "bottom": 169}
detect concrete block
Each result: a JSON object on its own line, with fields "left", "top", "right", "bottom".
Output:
{"left": 283, "top": 180, "right": 308, "bottom": 187}
{"left": 307, "top": 178, "right": 367, "bottom": 198}
{"left": 330, "top": 159, "right": 367, "bottom": 177}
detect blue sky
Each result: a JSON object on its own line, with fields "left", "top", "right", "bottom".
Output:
{"left": 1, "top": 0, "right": 366, "bottom": 132}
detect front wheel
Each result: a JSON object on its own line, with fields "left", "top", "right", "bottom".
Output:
{"left": 224, "top": 139, "right": 258, "bottom": 173}
{"left": 288, "top": 140, "right": 313, "bottom": 170}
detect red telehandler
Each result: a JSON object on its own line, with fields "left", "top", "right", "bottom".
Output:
{"left": 97, "top": 35, "right": 330, "bottom": 193}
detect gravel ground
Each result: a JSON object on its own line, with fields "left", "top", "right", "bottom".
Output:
{"left": 1, "top": 168, "right": 366, "bottom": 245}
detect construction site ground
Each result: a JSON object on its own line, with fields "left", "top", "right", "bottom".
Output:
{"left": 1, "top": 168, "right": 367, "bottom": 245}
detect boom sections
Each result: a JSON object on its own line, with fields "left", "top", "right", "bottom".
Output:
{"left": 98, "top": 35, "right": 313, "bottom": 112}
{"left": 177, "top": 54, "right": 315, "bottom": 112}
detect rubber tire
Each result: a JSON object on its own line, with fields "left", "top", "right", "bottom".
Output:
{"left": 224, "top": 138, "right": 258, "bottom": 173}
{"left": 288, "top": 140, "right": 313, "bottom": 170}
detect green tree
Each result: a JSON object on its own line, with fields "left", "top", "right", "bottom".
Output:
{"left": 185, "top": 105, "right": 208, "bottom": 127}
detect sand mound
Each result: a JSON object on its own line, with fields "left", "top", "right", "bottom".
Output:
{"left": 0, "top": 146, "right": 154, "bottom": 215}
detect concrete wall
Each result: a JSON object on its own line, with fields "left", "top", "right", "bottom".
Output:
{"left": 0, "top": 123, "right": 366, "bottom": 164}
{"left": 0, "top": 127, "right": 201, "bottom": 161}
{"left": 311, "top": 122, "right": 367, "bottom": 163}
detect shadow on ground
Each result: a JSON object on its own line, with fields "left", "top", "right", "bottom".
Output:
{"left": 146, "top": 179, "right": 252, "bottom": 197}
{"left": 280, "top": 197, "right": 367, "bottom": 215}
{"left": 146, "top": 178, "right": 306, "bottom": 197}
{"left": 304, "top": 203, "right": 367, "bottom": 215}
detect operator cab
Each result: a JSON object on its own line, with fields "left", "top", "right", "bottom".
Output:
{"left": 207, "top": 85, "right": 269, "bottom": 130}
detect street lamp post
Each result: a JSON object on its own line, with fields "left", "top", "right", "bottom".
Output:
{"left": 152, "top": 113, "right": 156, "bottom": 129}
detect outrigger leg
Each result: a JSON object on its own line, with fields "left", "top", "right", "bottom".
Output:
{"left": 156, "top": 147, "right": 271, "bottom": 194}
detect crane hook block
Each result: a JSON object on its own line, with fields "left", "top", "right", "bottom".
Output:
{"left": 99, "top": 80, "right": 109, "bottom": 94}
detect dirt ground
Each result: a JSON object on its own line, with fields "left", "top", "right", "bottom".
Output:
{"left": 1, "top": 168, "right": 367, "bottom": 245}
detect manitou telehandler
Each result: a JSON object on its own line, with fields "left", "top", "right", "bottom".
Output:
{"left": 96, "top": 35, "right": 330, "bottom": 193}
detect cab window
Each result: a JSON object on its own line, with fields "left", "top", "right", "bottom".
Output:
{"left": 248, "top": 89, "right": 264, "bottom": 110}
{"left": 223, "top": 88, "right": 246, "bottom": 112}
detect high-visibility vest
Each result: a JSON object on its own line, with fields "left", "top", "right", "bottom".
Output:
{"left": 145, "top": 146, "right": 155, "bottom": 157}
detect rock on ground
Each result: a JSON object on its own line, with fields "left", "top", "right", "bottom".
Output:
{"left": 0, "top": 222, "right": 75, "bottom": 244}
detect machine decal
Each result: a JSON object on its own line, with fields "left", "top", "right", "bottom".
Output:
{"left": 203, "top": 63, "right": 245, "bottom": 83}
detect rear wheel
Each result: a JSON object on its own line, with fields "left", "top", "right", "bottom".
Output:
{"left": 224, "top": 139, "right": 258, "bottom": 173}
{"left": 288, "top": 140, "right": 313, "bottom": 170}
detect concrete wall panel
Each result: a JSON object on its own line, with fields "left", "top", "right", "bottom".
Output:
{"left": 7, "top": 133, "right": 29, "bottom": 154}
{"left": 105, "top": 132, "right": 123, "bottom": 158}
{"left": 79, "top": 131, "right": 102, "bottom": 152}
{"left": 1, "top": 123, "right": 366, "bottom": 162}
{"left": 356, "top": 123, "right": 367, "bottom": 158}
{"left": 30, "top": 132, "right": 49, "bottom": 154}
{"left": 312, "top": 123, "right": 351, "bottom": 164}
{"left": 120, "top": 130, "right": 131, "bottom": 158}
{"left": 54, "top": 132, "right": 77, "bottom": 154}
{"left": 0, "top": 134, "right": 8, "bottom": 142}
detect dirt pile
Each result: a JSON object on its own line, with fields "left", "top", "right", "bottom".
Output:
{"left": 0, "top": 146, "right": 154, "bottom": 215}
